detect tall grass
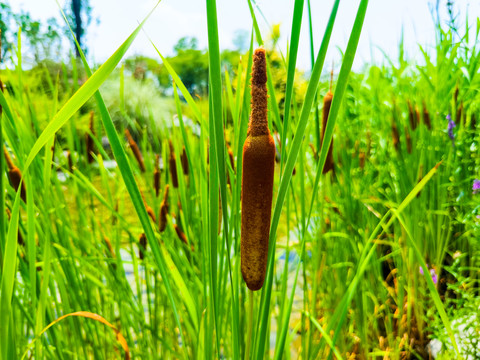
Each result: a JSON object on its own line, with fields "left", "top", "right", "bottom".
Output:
{"left": 1, "top": 0, "right": 479, "bottom": 359}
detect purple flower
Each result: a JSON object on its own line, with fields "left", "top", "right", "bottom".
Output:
{"left": 447, "top": 114, "right": 456, "bottom": 141}
{"left": 419, "top": 264, "right": 438, "bottom": 285}
{"left": 430, "top": 268, "right": 438, "bottom": 285}
{"left": 473, "top": 179, "right": 480, "bottom": 194}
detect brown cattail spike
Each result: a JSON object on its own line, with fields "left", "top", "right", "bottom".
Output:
{"left": 125, "top": 129, "right": 146, "bottom": 172}
{"left": 86, "top": 111, "right": 95, "bottom": 163}
{"left": 4, "top": 147, "right": 26, "bottom": 202}
{"left": 154, "top": 154, "right": 161, "bottom": 197}
{"left": 407, "top": 100, "right": 417, "bottom": 130}
{"left": 174, "top": 223, "right": 188, "bottom": 245}
{"left": 321, "top": 90, "right": 334, "bottom": 174}
{"left": 159, "top": 185, "right": 169, "bottom": 232}
{"left": 180, "top": 147, "right": 189, "bottom": 175}
{"left": 391, "top": 119, "right": 400, "bottom": 153}
{"left": 139, "top": 233, "right": 147, "bottom": 260}
{"left": 169, "top": 140, "right": 178, "bottom": 188}
{"left": 422, "top": 100, "right": 432, "bottom": 130}
{"left": 241, "top": 48, "right": 275, "bottom": 291}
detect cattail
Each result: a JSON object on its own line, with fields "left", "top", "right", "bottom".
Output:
{"left": 125, "top": 129, "right": 146, "bottom": 172}
{"left": 168, "top": 140, "right": 178, "bottom": 188}
{"left": 153, "top": 154, "right": 161, "bottom": 197}
{"left": 158, "top": 185, "right": 169, "bottom": 232}
{"left": 359, "top": 150, "right": 366, "bottom": 169}
{"left": 415, "top": 105, "right": 421, "bottom": 129}
{"left": 138, "top": 233, "right": 147, "bottom": 260}
{"left": 471, "top": 113, "right": 477, "bottom": 130}
{"left": 456, "top": 101, "right": 464, "bottom": 125}
{"left": 104, "top": 236, "right": 115, "bottom": 258}
{"left": 4, "top": 146, "right": 26, "bottom": 202}
{"left": 66, "top": 150, "right": 74, "bottom": 173}
{"left": 407, "top": 100, "right": 418, "bottom": 130}
{"left": 86, "top": 111, "right": 95, "bottom": 163}
{"left": 227, "top": 145, "right": 235, "bottom": 171}
{"left": 180, "top": 146, "right": 189, "bottom": 175}
{"left": 321, "top": 90, "right": 334, "bottom": 174}
{"left": 241, "top": 48, "right": 275, "bottom": 291}
{"left": 404, "top": 126, "right": 412, "bottom": 154}
{"left": 391, "top": 118, "right": 400, "bottom": 153}
{"left": 140, "top": 191, "right": 156, "bottom": 223}
{"left": 173, "top": 223, "right": 188, "bottom": 246}
{"left": 422, "top": 100, "right": 432, "bottom": 130}
{"left": 309, "top": 143, "right": 318, "bottom": 160}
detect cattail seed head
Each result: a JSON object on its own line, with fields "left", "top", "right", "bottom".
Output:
{"left": 138, "top": 233, "right": 147, "bottom": 260}
{"left": 422, "top": 100, "right": 432, "bottom": 130}
{"left": 154, "top": 154, "right": 161, "bottom": 197}
{"left": 86, "top": 111, "right": 95, "bottom": 163}
{"left": 241, "top": 48, "right": 275, "bottom": 291}
{"left": 125, "top": 129, "right": 146, "bottom": 172}
{"left": 391, "top": 118, "right": 400, "bottom": 153}
{"left": 321, "top": 91, "right": 334, "bottom": 174}
{"left": 407, "top": 100, "right": 417, "bottom": 130}
{"left": 174, "top": 223, "right": 188, "bottom": 246}
{"left": 168, "top": 141, "right": 178, "bottom": 188}
{"left": 180, "top": 146, "right": 189, "bottom": 175}
{"left": 159, "top": 185, "right": 169, "bottom": 232}
{"left": 4, "top": 147, "right": 26, "bottom": 202}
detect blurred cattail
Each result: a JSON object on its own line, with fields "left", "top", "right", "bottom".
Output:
{"left": 4, "top": 146, "right": 26, "bottom": 202}
{"left": 422, "top": 100, "right": 432, "bottom": 130}
{"left": 274, "top": 132, "right": 281, "bottom": 164}
{"left": 415, "top": 105, "right": 421, "bottom": 129}
{"left": 86, "top": 111, "right": 95, "bottom": 163}
{"left": 407, "top": 100, "right": 417, "bottom": 130}
{"left": 180, "top": 146, "right": 189, "bottom": 175}
{"left": 103, "top": 236, "right": 115, "bottom": 258}
{"left": 125, "top": 129, "right": 146, "bottom": 172}
{"left": 174, "top": 224, "right": 191, "bottom": 250}
{"left": 140, "top": 190, "right": 156, "bottom": 223}
{"left": 227, "top": 145, "right": 235, "bottom": 171}
{"left": 138, "top": 233, "right": 147, "bottom": 260}
{"left": 456, "top": 101, "right": 464, "bottom": 125}
{"left": 158, "top": 185, "right": 169, "bottom": 232}
{"left": 391, "top": 118, "right": 400, "bottom": 153}
{"left": 404, "top": 126, "right": 412, "bottom": 154}
{"left": 471, "top": 113, "right": 477, "bottom": 130}
{"left": 241, "top": 48, "right": 275, "bottom": 291}
{"left": 153, "top": 154, "right": 161, "bottom": 197}
{"left": 359, "top": 150, "right": 366, "bottom": 169}
{"left": 309, "top": 143, "right": 318, "bottom": 160}
{"left": 66, "top": 150, "right": 74, "bottom": 173}
{"left": 168, "top": 140, "right": 178, "bottom": 188}
{"left": 321, "top": 90, "right": 334, "bottom": 174}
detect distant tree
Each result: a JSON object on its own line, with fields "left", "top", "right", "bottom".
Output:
{"left": 63, "top": 0, "right": 92, "bottom": 57}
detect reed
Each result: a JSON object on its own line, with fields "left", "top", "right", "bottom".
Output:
{"left": 180, "top": 146, "right": 188, "bottom": 175}
{"left": 422, "top": 100, "right": 432, "bottom": 130}
{"left": 321, "top": 90, "right": 334, "bottom": 174}
{"left": 153, "top": 154, "right": 161, "bottom": 197}
{"left": 125, "top": 129, "right": 146, "bottom": 172}
{"left": 3, "top": 146, "right": 26, "bottom": 202}
{"left": 138, "top": 233, "right": 147, "bottom": 260}
{"left": 168, "top": 140, "right": 178, "bottom": 188}
{"left": 159, "top": 185, "right": 169, "bottom": 232}
{"left": 241, "top": 48, "right": 275, "bottom": 291}
{"left": 86, "top": 111, "right": 95, "bottom": 163}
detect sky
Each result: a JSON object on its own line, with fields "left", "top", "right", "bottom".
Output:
{"left": 7, "top": 0, "right": 480, "bottom": 72}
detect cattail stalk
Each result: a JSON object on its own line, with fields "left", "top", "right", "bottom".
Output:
{"left": 241, "top": 48, "right": 275, "bottom": 291}
{"left": 86, "top": 111, "right": 95, "bottom": 163}
{"left": 159, "top": 185, "right": 169, "bottom": 232}
{"left": 125, "top": 129, "right": 146, "bottom": 172}
{"left": 168, "top": 141, "right": 178, "bottom": 188}
{"left": 154, "top": 154, "right": 161, "bottom": 197}
{"left": 4, "top": 146, "right": 26, "bottom": 202}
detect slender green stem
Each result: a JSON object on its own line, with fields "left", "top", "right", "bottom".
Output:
{"left": 245, "top": 289, "right": 254, "bottom": 360}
